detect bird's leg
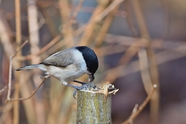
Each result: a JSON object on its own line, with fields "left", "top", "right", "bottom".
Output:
{"left": 61, "top": 81, "right": 100, "bottom": 99}
{"left": 74, "top": 82, "right": 101, "bottom": 98}
{"left": 73, "top": 80, "right": 86, "bottom": 85}
{"left": 72, "top": 82, "right": 99, "bottom": 91}
{"left": 71, "top": 81, "right": 100, "bottom": 90}
{"left": 61, "top": 81, "right": 82, "bottom": 90}
{"left": 60, "top": 81, "right": 81, "bottom": 98}
{"left": 40, "top": 75, "right": 50, "bottom": 79}
{"left": 73, "top": 90, "right": 77, "bottom": 99}
{"left": 66, "top": 83, "right": 82, "bottom": 90}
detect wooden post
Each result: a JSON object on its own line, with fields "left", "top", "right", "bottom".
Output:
{"left": 76, "top": 84, "right": 118, "bottom": 124}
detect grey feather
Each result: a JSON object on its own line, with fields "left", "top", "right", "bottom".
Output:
{"left": 41, "top": 47, "right": 75, "bottom": 67}
{"left": 16, "top": 64, "right": 40, "bottom": 71}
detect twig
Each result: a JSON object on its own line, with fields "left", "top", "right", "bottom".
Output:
{"left": 95, "top": 0, "right": 124, "bottom": 22}
{"left": 119, "top": 40, "right": 144, "bottom": 64}
{"left": 105, "top": 34, "right": 186, "bottom": 53}
{"left": 78, "top": 0, "right": 123, "bottom": 45}
{"left": 59, "top": 0, "right": 74, "bottom": 47}
{"left": 28, "top": 0, "right": 124, "bottom": 51}
{"left": 104, "top": 40, "right": 144, "bottom": 83}
{"left": 105, "top": 44, "right": 186, "bottom": 81}
{"left": 131, "top": 1, "right": 160, "bottom": 124}
{"left": 18, "top": 0, "right": 84, "bottom": 61}
{"left": 95, "top": 45, "right": 127, "bottom": 56}
{"left": 0, "top": 86, "right": 7, "bottom": 95}
{"left": 37, "top": 1, "right": 128, "bottom": 17}
{"left": 47, "top": 83, "right": 68, "bottom": 124}
{"left": 19, "top": 34, "right": 61, "bottom": 60}
{"left": 122, "top": 84, "right": 157, "bottom": 124}
{"left": 7, "top": 56, "right": 13, "bottom": 101}
{"left": 40, "top": 8, "right": 58, "bottom": 37}
{"left": 72, "top": 0, "right": 84, "bottom": 20}
{"left": 12, "top": 40, "right": 28, "bottom": 58}
{"left": 14, "top": 0, "right": 22, "bottom": 123}
{"left": 138, "top": 49, "right": 152, "bottom": 94}
{"left": 6, "top": 40, "right": 28, "bottom": 100}
{"left": 124, "top": 0, "right": 138, "bottom": 37}
{"left": 7, "top": 78, "right": 46, "bottom": 101}
{"left": 28, "top": 1, "right": 46, "bottom": 123}
{"left": 95, "top": 0, "right": 119, "bottom": 47}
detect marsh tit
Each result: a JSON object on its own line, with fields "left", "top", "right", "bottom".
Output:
{"left": 16, "top": 46, "right": 99, "bottom": 89}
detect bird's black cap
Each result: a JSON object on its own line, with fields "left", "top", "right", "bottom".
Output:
{"left": 75, "top": 46, "right": 98, "bottom": 76}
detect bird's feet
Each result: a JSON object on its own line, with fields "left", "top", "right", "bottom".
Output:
{"left": 40, "top": 75, "right": 50, "bottom": 79}
{"left": 66, "top": 82, "right": 100, "bottom": 99}
{"left": 73, "top": 80, "right": 86, "bottom": 85}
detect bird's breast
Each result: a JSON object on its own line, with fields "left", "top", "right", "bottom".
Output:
{"left": 46, "top": 64, "right": 86, "bottom": 82}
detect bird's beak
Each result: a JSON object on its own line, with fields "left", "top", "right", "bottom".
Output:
{"left": 88, "top": 74, "right": 94, "bottom": 82}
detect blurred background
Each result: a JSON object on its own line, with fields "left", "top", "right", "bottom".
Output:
{"left": 0, "top": 0, "right": 186, "bottom": 124}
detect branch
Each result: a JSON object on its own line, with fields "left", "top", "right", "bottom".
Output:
{"left": 122, "top": 84, "right": 157, "bottom": 124}
{"left": 7, "top": 78, "right": 46, "bottom": 101}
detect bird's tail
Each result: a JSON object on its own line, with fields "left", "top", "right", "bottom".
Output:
{"left": 16, "top": 64, "right": 42, "bottom": 71}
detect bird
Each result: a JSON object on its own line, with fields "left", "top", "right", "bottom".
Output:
{"left": 16, "top": 46, "right": 99, "bottom": 89}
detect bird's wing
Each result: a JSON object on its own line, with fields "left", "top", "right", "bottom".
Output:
{"left": 41, "top": 49, "right": 74, "bottom": 67}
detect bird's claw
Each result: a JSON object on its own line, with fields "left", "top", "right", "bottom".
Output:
{"left": 72, "top": 82, "right": 100, "bottom": 99}
{"left": 40, "top": 75, "right": 49, "bottom": 79}
{"left": 73, "top": 90, "right": 77, "bottom": 99}
{"left": 73, "top": 80, "right": 86, "bottom": 85}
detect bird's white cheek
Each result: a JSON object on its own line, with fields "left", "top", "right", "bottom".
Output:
{"left": 73, "top": 50, "right": 87, "bottom": 71}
